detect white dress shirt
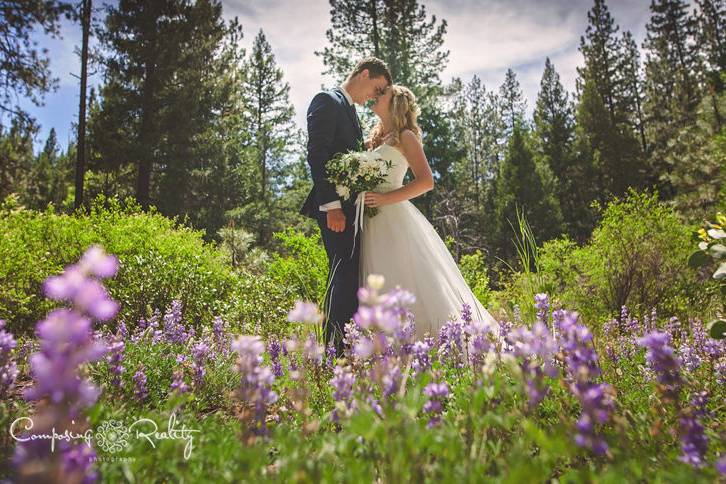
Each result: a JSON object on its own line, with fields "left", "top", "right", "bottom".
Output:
{"left": 319, "top": 85, "right": 356, "bottom": 212}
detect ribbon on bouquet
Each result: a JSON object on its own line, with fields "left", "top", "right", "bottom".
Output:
{"left": 350, "top": 191, "right": 366, "bottom": 258}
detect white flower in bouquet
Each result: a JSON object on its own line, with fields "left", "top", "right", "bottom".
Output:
{"left": 336, "top": 185, "right": 351, "bottom": 200}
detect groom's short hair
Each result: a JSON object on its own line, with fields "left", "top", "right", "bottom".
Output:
{"left": 349, "top": 57, "right": 392, "bottom": 85}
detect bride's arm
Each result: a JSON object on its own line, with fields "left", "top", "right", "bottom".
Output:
{"left": 364, "top": 130, "right": 434, "bottom": 207}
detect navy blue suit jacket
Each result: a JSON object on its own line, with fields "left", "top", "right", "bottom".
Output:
{"left": 300, "top": 88, "right": 363, "bottom": 219}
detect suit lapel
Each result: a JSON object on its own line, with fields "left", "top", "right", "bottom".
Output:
{"left": 334, "top": 88, "right": 363, "bottom": 141}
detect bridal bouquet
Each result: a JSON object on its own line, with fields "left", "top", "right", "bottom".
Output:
{"left": 326, "top": 150, "right": 392, "bottom": 217}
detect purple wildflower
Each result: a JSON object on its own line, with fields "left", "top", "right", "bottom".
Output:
{"left": 508, "top": 320, "right": 558, "bottom": 409}
{"left": 0, "top": 320, "right": 18, "bottom": 398}
{"left": 170, "top": 368, "right": 190, "bottom": 395}
{"left": 534, "top": 293, "right": 549, "bottom": 325}
{"left": 14, "top": 246, "right": 118, "bottom": 483}
{"left": 134, "top": 368, "right": 148, "bottom": 401}
{"left": 232, "top": 335, "right": 278, "bottom": 436}
{"left": 438, "top": 318, "right": 466, "bottom": 368}
{"left": 287, "top": 301, "right": 323, "bottom": 324}
{"left": 678, "top": 391, "right": 709, "bottom": 468}
{"left": 330, "top": 365, "right": 356, "bottom": 422}
{"left": 411, "top": 339, "right": 433, "bottom": 375}
{"left": 637, "top": 331, "right": 682, "bottom": 402}
{"left": 557, "top": 310, "right": 614, "bottom": 456}
{"left": 461, "top": 303, "right": 472, "bottom": 325}
{"left": 162, "top": 300, "right": 191, "bottom": 344}
{"left": 423, "top": 381, "right": 449, "bottom": 428}
{"left": 717, "top": 453, "right": 726, "bottom": 474}
{"left": 268, "top": 339, "right": 283, "bottom": 378}
{"left": 106, "top": 334, "right": 125, "bottom": 388}
{"left": 191, "top": 341, "right": 210, "bottom": 388}
{"left": 212, "top": 316, "right": 231, "bottom": 356}
{"left": 303, "top": 334, "right": 324, "bottom": 367}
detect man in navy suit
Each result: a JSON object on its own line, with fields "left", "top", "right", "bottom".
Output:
{"left": 300, "top": 58, "right": 392, "bottom": 356}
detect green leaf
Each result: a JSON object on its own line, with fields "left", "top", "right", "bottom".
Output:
{"left": 707, "top": 319, "right": 726, "bottom": 340}
{"left": 687, "top": 250, "right": 708, "bottom": 268}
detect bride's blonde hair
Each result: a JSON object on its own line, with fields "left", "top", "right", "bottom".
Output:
{"left": 367, "top": 85, "right": 422, "bottom": 149}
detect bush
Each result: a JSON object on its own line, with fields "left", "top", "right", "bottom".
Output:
{"left": 498, "top": 190, "right": 714, "bottom": 326}
{"left": 0, "top": 195, "right": 288, "bottom": 336}
{"left": 458, "top": 250, "right": 492, "bottom": 308}
{"left": 267, "top": 228, "right": 328, "bottom": 307}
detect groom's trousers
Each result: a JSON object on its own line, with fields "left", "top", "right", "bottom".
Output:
{"left": 316, "top": 203, "right": 361, "bottom": 357}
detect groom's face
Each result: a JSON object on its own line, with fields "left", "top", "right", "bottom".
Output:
{"left": 358, "top": 70, "right": 390, "bottom": 104}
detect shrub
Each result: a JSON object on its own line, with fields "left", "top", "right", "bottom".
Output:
{"left": 458, "top": 250, "right": 492, "bottom": 307}
{"left": 0, "top": 195, "right": 241, "bottom": 335}
{"left": 266, "top": 228, "right": 328, "bottom": 307}
{"left": 498, "top": 190, "right": 714, "bottom": 326}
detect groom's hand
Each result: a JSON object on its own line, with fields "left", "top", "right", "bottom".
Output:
{"left": 327, "top": 208, "right": 346, "bottom": 233}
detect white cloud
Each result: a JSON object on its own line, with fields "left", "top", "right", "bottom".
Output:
{"left": 27, "top": 0, "right": 658, "bottom": 149}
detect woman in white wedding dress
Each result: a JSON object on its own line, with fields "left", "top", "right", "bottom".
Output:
{"left": 360, "top": 85, "right": 498, "bottom": 340}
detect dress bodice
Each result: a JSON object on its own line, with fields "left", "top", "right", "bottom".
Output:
{"left": 372, "top": 143, "right": 409, "bottom": 193}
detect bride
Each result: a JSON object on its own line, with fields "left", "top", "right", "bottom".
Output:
{"left": 360, "top": 85, "right": 498, "bottom": 340}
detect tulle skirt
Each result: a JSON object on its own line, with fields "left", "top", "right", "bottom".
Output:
{"left": 360, "top": 199, "right": 497, "bottom": 340}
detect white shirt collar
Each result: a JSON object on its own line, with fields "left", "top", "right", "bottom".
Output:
{"left": 339, "top": 85, "right": 354, "bottom": 106}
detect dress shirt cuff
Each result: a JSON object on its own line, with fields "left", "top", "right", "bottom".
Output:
{"left": 319, "top": 200, "right": 342, "bottom": 211}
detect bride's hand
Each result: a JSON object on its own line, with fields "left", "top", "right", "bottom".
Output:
{"left": 364, "top": 192, "right": 389, "bottom": 208}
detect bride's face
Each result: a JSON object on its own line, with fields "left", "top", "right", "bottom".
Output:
{"left": 371, "top": 88, "right": 393, "bottom": 118}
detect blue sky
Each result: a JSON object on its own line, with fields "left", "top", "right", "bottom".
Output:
{"left": 19, "top": 0, "right": 655, "bottom": 152}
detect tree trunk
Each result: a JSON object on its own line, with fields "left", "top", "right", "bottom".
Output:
{"left": 74, "top": 0, "right": 91, "bottom": 210}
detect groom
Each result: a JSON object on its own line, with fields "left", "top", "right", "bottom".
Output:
{"left": 300, "top": 57, "right": 392, "bottom": 356}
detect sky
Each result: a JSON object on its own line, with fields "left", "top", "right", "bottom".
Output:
{"left": 18, "top": 0, "right": 656, "bottom": 152}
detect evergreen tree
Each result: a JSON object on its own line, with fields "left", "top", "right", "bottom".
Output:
{"left": 499, "top": 69, "right": 527, "bottom": 136}
{"left": 665, "top": 75, "right": 726, "bottom": 218}
{"left": 454, "top": 75, "right": 504, "bottom": 207}
{"left": 0, "top": 1, "right": 73, "bottom": 122}
{"left": 695, "top": 0, "right": 726, "bottom": 127}
{"left": 577, "top": 0, "right": 622, "bottom": 124}
{"left": 317, "top": 0, "right": 448, "bottom": 102}
{"left": 576, "top": 0, "right": 646, "bottom": 198}
{"left": 534, "top": 58, "right": 575, "bottom": 184}
{"left": 96, "top": 0, "right": 189, "bottom": 209}
{"left": 493, "top": 124, "right": 563, "bottom": 263}
{"left": 26, "top": 128, "right": 59, "bottom": 209}
{"left": 643, "top": 0, "right": 702, "bottom": 197}
{"left": 240, "top": 29, "right": 297, "bottom": 246}
{"left": 619, "top": 31, "right": 649, "bottom": 153}
{"left": 0, "top": 117, "right": 36, "bottom": 200}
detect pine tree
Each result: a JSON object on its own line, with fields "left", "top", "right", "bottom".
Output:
{"left": 0, "top": 1, "right": 73, "bottom": 122}
{"left": 577, "top": 0, "right": 622, "bottom": 124}
{"left": 575, "top": 0, "right": 646, "bottom": 199}
{"left": 618, "top": 31, "right": 649, "bottom": 153}
{"left": 317, "top": 0, "right": 448, "bottom": 101}
{"left": 493, "top": 124, "right": 563, "bottom": 262}
{"left": 534, "top": 58, "right": 575, "bottom": 184}
{"left": 97, "top": 0, "right": 188, "bottom": 209}
{"left": 240, "top": 29, "right": 297, "bottom": 246}
{"left": 26, "top": 128, "right": 59, "bottom": 209}
{"left": 695, "top": 0, "right": 726, "bottom": 127}
{"left": 643, "top": 0, "right": 702, "bottom": 198}
{"left": 499, "top": 69, "right": 527, "bottom": 136}
{"left": 453, "top": 75, "right": 504, "bottom": 207}
{"left": 0, "top": 117, "right": 36, "bottom": 200}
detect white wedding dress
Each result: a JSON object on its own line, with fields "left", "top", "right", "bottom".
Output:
{"left": 360, "top": 143, "right": 498, "bottom": 340}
